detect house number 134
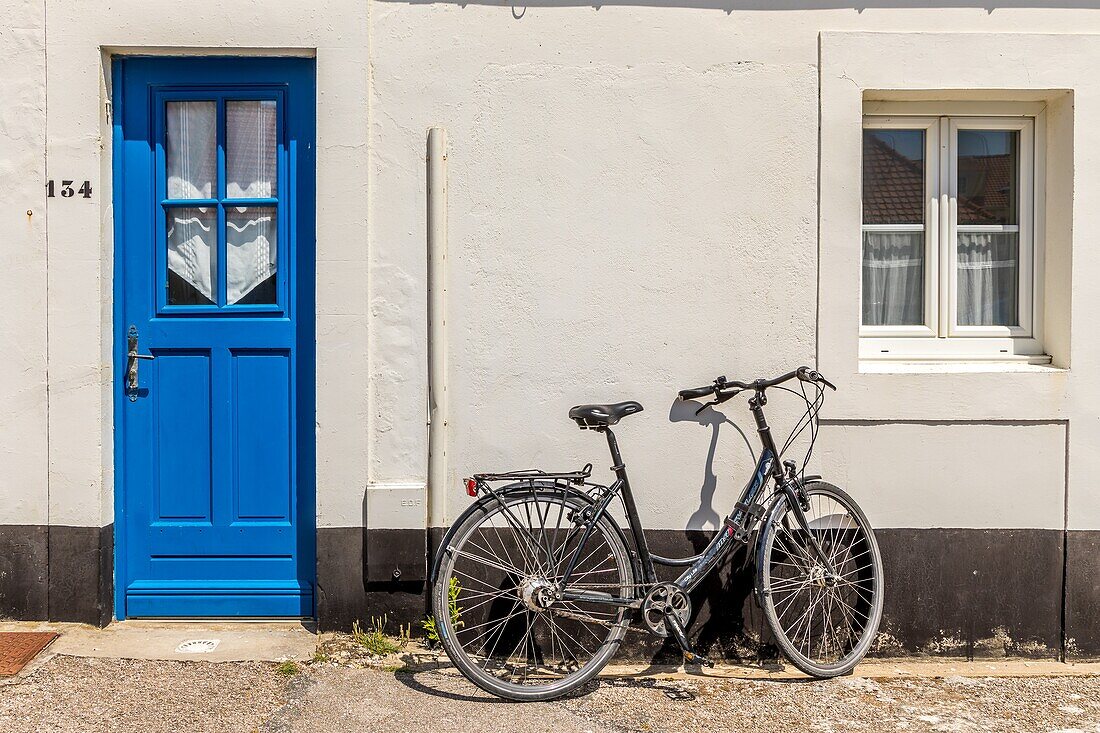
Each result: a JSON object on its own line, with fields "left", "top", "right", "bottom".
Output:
{"left": 46, "top": 180, "right": 92, "bottom": 199}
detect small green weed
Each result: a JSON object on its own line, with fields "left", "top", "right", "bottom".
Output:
{"left": 351, "top": 615, "right": 402, "bottom": 656}
{"left": 275, "top": 660, "right": 300, "bottom": 677}
{"left": 423, "top": 576, "right": 464, "bottom": 646}
{"left": 310, "top": 649, "right": 331, "bottom": 664}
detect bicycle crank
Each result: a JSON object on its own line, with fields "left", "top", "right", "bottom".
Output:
{"left": 642, "top": 583, "right": 692, "bottom": 638}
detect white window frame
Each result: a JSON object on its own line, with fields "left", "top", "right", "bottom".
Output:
{"left": 860, "top": 106, "right": 1047, "bottom": 363}
{"left": 860, "top": 116, "right": 940, "bottom": 341}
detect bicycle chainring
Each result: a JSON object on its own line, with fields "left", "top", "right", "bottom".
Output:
{"left": 642, "top": 583, "right": 692, "bottom": 638}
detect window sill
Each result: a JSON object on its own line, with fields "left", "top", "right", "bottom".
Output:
{"left": 859, "top": 356, "right": 1060, "bottom": 374}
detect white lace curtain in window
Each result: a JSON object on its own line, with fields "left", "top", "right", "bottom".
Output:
{"left": 957, "top": 232, "right": 1018, "bottom": 327}
{"left": 861, "top": 231, "right": 924, "bottom": 326}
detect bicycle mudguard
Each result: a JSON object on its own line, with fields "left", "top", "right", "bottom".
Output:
{"left": 428, "top": 480, "right": 637, "bottom": 585}
{"left": 752, "top": 478, "right": 835, "bottom": 605}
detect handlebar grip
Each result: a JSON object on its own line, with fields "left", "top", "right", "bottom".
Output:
{"left": 678, "top": 385, "right": 715, "bottom": 400}
{"left": 800, "top": 367, "right": 838, "bottom": 391}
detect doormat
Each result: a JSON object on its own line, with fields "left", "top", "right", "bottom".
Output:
{"left": 0, "top": 632, "right": 58, "bottom": 676}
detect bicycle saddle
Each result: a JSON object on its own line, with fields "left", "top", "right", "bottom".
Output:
{"left": 568, "top": 401, "right": 644, "bottom": 428}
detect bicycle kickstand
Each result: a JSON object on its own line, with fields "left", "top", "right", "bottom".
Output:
{"left": 663, "top": 609, "right": 714, "bottom": 668}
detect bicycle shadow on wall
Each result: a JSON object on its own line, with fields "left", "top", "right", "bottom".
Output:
{"left": 667, "top": 398, "right": 754, "bottom": 533}
{"left": 655, "top": 399, "right": 781, "bottom": 669}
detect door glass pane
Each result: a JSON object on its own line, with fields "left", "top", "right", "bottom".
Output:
{"left": 226, "top": 100, "right": 277, "bottom": 199}
{"left": 862, "top": 231, "right": 925, "bottom": 326}
{"left": 958, "top": 231, "right": 1019, "bottom": 326}
{"left": 166, "top": 207, "right": 216, "bottom": 305}
{"left": 166, "top": 101, "right": 216, "bottom": 199}
{"left": 226, "top": 206, "right": 277, "bottom": 304}
{"left": 862, "top": 129, "right": 925, "bottom": 326}
{"left": 863, "top": 129, "right": 925, "bottom": 225}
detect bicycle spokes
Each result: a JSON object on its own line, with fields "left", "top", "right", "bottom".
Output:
{"left": 762, "top": 487, "right": 882, "bottom": 671}
{"left": 439, "top": 492, "right": 632, "bottom": 691}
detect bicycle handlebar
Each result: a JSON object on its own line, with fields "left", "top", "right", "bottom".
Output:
{"left": 677, "top": 366, "right": 836, "bottom": 401}
{"left": 678, "top": 384, "right": 717, "bottom": 400}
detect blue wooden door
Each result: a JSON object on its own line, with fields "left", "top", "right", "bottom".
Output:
{"left": 114, "top": 58, "right": 315, "bottom": 617}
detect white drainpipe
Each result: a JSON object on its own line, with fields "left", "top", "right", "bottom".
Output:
{"left": 427, "top": 127, "right": 448, "bottom": 530}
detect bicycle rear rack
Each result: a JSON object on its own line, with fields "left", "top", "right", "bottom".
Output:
{"left": 472, "top": 463, "right": 592, "bottom": 485}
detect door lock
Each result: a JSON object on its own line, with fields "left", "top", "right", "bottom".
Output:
{"left": 126, "top": 325, "right": 155, "bottom": 401}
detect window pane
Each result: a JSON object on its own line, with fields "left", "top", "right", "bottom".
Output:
{"left": 226, "top": 100, "right": 277, "bottom": 199}
{"left": 957, "top": 130, "right": 1018, "bottom": 225}
{"left": 862, "top": 231, "right": 924, "bottom": 326}
{"left": 863, "top": 129, "right": 925, "bottom": 225}
{"left": 166, "top": 207, "right": 216, "bottom": 305}
{"left": 958, "top": 231, "right": 1018, "bottom": 326}
{"left": 227, "top": 207, "right": 277, "bottom": 304}
{"left": 166, "top": 102, "right": 216, "bottom": 199}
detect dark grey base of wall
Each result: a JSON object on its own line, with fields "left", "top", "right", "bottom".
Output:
{"left": 0, "top": 524, "right": 112, "bottom": 626}
{"left": 0, "top": 523, "right": 1087, "bottom": 659}
{"left": 316, "top": 527, "right": 429, "bottom": 631}
{"left": 319, "top": 526, "right": 1078, "bottom": 661}
{"left": 876, "top": 528, "right": 1062, "bottom": 658}
{"left": 1065, "top": 531, "right": 1100, "bottom": 657}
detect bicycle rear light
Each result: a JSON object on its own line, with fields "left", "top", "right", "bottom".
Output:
{"left": 464, "top": 478, "right": 478, "bottom": 497}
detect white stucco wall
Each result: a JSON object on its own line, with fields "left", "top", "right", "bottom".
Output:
{"left": 367, "top": 8, "right": 1100, "bottom": 532}
{"left": 3, "top": 2, "right": 1100, "bottom": 541}
{"left": 10, "top": 0, "right": 372, "bottom": 530}
{"left": 0, "top": 0, "right": 47, "bottom": 526}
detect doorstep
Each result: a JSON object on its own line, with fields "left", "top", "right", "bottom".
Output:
{"left": 0, "top": 620, "right": 316, "bottom": 664}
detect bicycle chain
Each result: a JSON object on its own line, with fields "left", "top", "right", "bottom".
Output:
{"left": 546, "top": 581, "right": 673, "bottom": 635}
{"left": 547, "top": 606, "right": 647, "bottom": 634}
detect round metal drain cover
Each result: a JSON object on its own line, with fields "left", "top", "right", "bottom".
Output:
{"left": 175, "top": 639, "right": 220, "bottom": 654}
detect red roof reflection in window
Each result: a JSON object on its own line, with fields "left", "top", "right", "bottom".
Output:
{"left": 863, "top": 131, "right": 924, "bottom": 225}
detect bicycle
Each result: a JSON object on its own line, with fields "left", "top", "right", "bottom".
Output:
{"left": 430, "top": 366, "right": 884, "bottom": 701}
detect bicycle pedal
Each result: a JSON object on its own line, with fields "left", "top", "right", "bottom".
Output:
{"left": 683, "top": 651, "right": 714, "bottom": 668}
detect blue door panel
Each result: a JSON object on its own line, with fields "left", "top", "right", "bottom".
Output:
{"left": 234, "top": 351, "right": 293, "bottom": 521}
{"left": 114, "top": 57, "right": 316, "bottom": 618}
{"left": 154, "top": 352, "right": 214, "bottom": 521}
{"left": 126, "top": 577, "right": 313, "bottom": 617}
{"left": 148, "top": 555, "right": 297, "bottom": 582}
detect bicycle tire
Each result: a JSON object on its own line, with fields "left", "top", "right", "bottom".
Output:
{"left": 433, "top": 486, "right": 635, "bottom": 701}
{"left": 757, "top": 481, "right": 884, "bottom": 677}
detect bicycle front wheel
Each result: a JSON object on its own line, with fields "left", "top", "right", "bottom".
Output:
{"left": 758, "top": 481, "right": 884, "bottom": 677}
{"left": 433, "top": 486, "right": 635, "bottom": 701}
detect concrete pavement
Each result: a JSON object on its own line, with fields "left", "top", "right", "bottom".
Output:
{"left": 3, "top": 621, "right": 1100, "bottom": 732}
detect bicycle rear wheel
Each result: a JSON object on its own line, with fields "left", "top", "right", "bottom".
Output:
{"left": 433, "top": 486, "right": 635, "bottom": 701}
{"left": 758, "top": 481, "right": 883, "bottom": 677}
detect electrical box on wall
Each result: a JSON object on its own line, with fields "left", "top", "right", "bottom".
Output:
{"left": 365, "top": 484, "right": 428, "bottom": 583}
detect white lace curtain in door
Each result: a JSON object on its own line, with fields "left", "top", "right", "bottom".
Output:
{"left": 164, "top": 100, "right": 278, "bottom": 304}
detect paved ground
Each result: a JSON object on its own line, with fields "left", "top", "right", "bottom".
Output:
{"left": 4, "top": 655, "right": 1100, "bottom": 733}
{"left": 0, "top": 656, "right": 284, "bottom": 733}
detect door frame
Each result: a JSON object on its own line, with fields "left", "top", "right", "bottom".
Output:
{"left": 111, "top": 55, "right": 317, "bottom": 619}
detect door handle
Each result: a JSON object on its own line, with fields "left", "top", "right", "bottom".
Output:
{"left": 126, "top": 325, "right": 155, "bottom": 401}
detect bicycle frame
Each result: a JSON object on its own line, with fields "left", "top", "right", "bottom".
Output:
{"left": 557, "top": 391, "right": 829, "bottom": 611}
{"left": 434, "top": 368, "right": 883, "bottom": 694}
